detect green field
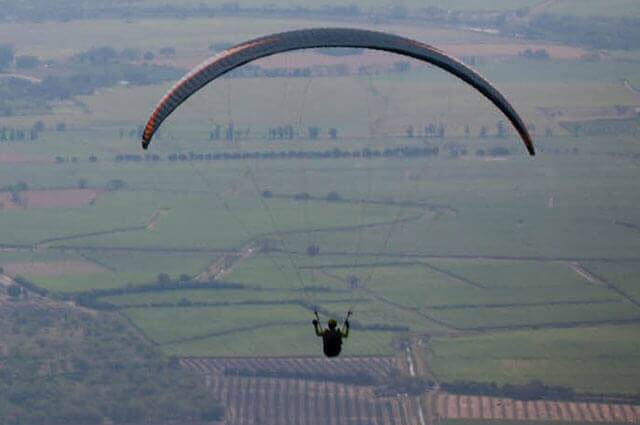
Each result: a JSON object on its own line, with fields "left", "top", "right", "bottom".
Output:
{"left": 1, "top": 12, "right": 640, "bottom": 397}
{"left": 22, "top": 252, "right": 216, "bottom": 292}
{"left": 584, "top": 262, "right": 640, "bottom": 299}
{"left": 429, "top": 324, "right": 640, "bottom": 394}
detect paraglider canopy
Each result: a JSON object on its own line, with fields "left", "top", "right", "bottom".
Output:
{"left": 141, "top": 27, "right": 535, "bottom": 155}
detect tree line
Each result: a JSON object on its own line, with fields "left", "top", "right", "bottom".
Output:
{"left": 70, "top": 279, "right": 246, "bottom": 310}
{"left": 112, "top": 146, "right": 442, "bottom": 163}
{"left": 0, "top": 121, "right": 54, "bottom": 142}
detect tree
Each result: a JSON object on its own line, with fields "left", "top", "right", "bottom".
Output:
{"left": 326, "top": 191, "right": 342, "bottom": 202}
{"left": 405, "top": 125, "right": 414, "bottom": 138}
{"left": 225, "top": 123, "right": 235, "bottom": 141}
{"left": 424, "top": 123, "right": 435, "bottom": 137}
{"left": 520, "top": 48, "right": 550, "bottom": 60}
{"left": 33, "top": 120, "right": 45, "bottom": 132}
{"left": 105, "top": 179, "right": 125, "bottom": 191}
{"left": 77, "top": 179, "right": 88, "bottom": 189}
{"left": 306, "top": 244, "right": 320, "bottom": 256}
{"left": 179, "top": 274, "right": 191, "bottom": 283}
{"left": 120, "top": 48, "right": 141, "bottom": 61}
{"left": 143, "top": 51, "right": 155, "bottom": 61}
{"left": 496, "top": 120, "right": 508, "bottom": 138}
{"left": 7, "top": 285, "right": 21, "bottom": 298}
{"left": 308, "top": 126, "right": 320, "bottom": 140}
{"left": 329, "top": 128, "right": 338, "bottom": 139}
{"left": 15, "top": 55, "right": 39, "bottom": 69}
{"left": 0, "top": 44, "right": 14, "bottom": 71}
{"left": 157, "top": 273, "right": 171, "bottom": 284}
{"left": 159, "top": 47, "right": 176, "bottom": 57}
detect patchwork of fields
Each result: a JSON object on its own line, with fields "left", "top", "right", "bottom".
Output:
{"left": 429, "top": 393, "right": 640, "bottom": 422}
{"left": 179, "top": 357, "right": 640, "bottom": 424}
{"left": 1, "top": 10, "right": 640, "bottom": 408}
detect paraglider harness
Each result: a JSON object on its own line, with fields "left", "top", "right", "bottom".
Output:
{"left": 313, "top": 310, "right": 351, "bottom": 358}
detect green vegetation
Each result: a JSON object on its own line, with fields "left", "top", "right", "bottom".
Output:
{"left": 1, "top": 9, "right": 640, "bottom": 405}
{"left": 0, "top": 306, "right": 222, "bottom": 424}
{"left": 585, "top": 261, "right": 640, "bottom": 299}
{"left": 122, "top": 304, "right": 309, "bottom": 344}
{"left": 429, "top": 325, "right": 640, "bottom": 394}
{"left": 163, "top": 326, "right": 396, "bottom": 357}
{"left": 22, "top": 252, "right": 215, "bottom": 292}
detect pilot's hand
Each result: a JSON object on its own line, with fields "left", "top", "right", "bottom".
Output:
{"left": 312, "top": 319, "right": 319, "bottom": 326}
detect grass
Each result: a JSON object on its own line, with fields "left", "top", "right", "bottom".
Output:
{"left": 102, "top": 288, "right": 349, "bottom": 306}
{"left": 1, "top": 14, "right": 640, "bottom": 396}
{"left": 424, "top": 260, "right": 598, "bottom": 288}
{"left": 428, "top": 324, "right": 640, "bottom": 394}
{"left": 584, "top": 262, "right": 640, "bottom": 300}
{"left": 122, "top": 304, "right": 309, "bottom": 344}
{"left": 58, "top": 194, "right": 407, "bottom": 250}
{"left": 162, "top": 326, "right": 396, "bottom": 357}
{"left": 0, "top": 190, "right": 153, "bottom": 246}
{"left": 0, "top": 250, "right": 71, "bottom": 264}
{"left": 319, "top": 260, "right": 618, "bottom": 307}
{"left": 25, "top": 251, "right": 215, "bottom": 292}
{"left": 311, "top": 260, "right": 637, "bottom": 329}
{"left": 431, "top": 302, "right": 639, "bottom": 329}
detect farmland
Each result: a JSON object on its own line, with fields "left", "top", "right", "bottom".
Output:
{"left": 1, "top": 5, "right": 640, "bottom": 423}
{"left": 176, "top": 356, "right": 640, "bottom": 424}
